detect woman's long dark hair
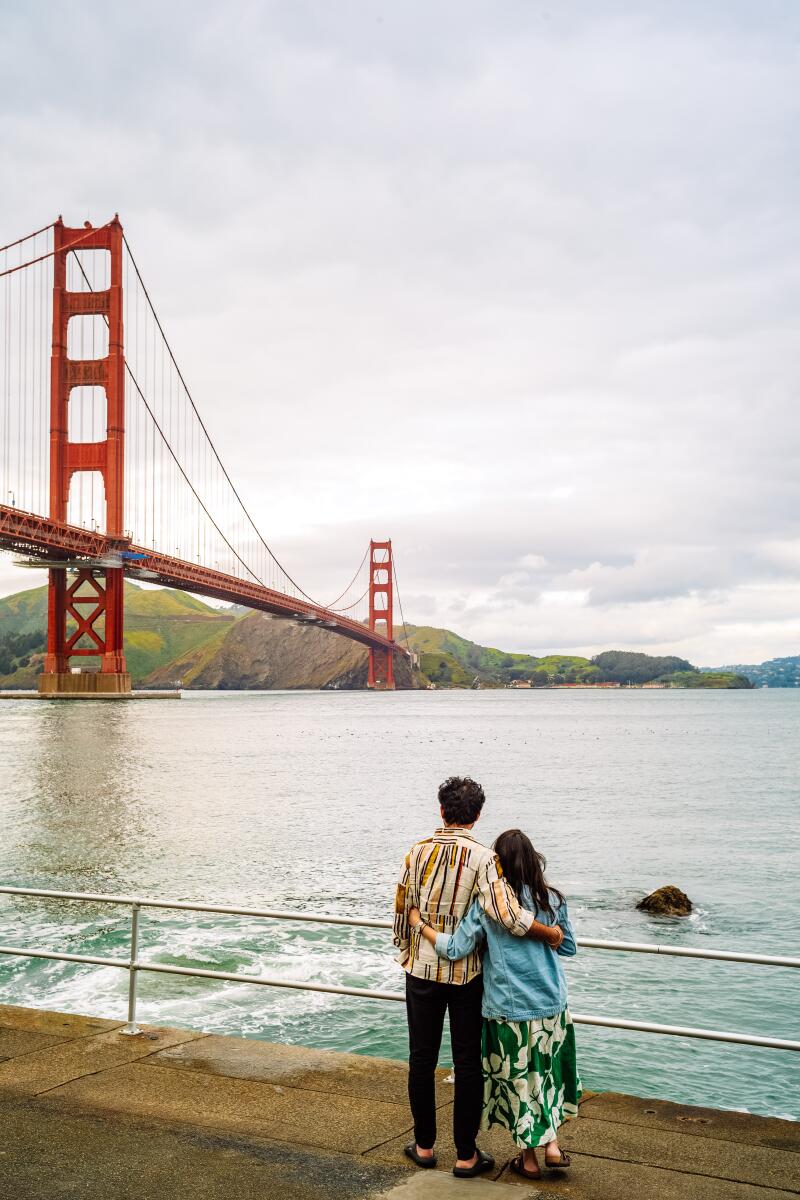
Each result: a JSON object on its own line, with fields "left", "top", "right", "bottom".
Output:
{"left": 493, "top": 829, "right": 564, "bottom": 918}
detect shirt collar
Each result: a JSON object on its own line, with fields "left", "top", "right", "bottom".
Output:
{"left": 434, "top": 825, "right": 477, "bottom": 840}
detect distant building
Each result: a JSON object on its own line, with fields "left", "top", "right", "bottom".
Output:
{"left": 510, "top": 679, "right": 532, "bottom": 688}
{"left": 553, "top": 681, "right": 621, "bottom": 688}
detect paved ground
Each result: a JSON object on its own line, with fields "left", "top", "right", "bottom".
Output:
{"left": 0, "top": 1003, "right": 797, "bottom": 1199}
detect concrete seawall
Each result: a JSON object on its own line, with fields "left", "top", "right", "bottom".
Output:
{"left": 0, "top": 1003, "right": 797, "bottom": 1199}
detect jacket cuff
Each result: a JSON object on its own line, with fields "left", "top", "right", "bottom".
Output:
{"left": 434, "top": 933, "right": 450, "bottom": 958}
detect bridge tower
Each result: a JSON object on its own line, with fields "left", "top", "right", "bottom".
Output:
{"left": 39, "top": 217, "right": 131, "bottom": 696}
{"left": 367, "top": 539, "right": 395, "bottom": 690}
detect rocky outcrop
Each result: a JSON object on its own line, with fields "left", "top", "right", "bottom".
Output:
{"left": 636, "top": 886, "right": 693, "bottom": 916}
{"left": 144, "top": 610, "right": 421, "bottom": 690}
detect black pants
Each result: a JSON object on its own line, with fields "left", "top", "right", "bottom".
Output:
{"left": 405, "top": 972, "right": 483, "bottom": 1160}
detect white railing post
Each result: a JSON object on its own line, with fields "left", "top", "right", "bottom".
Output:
{"left": 120, "top": 902, "right": 141, "bottom": 1035}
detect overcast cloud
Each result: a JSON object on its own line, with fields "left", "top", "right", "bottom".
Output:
{"left": 1, "top": 1, "right": 798, "bottom": 664}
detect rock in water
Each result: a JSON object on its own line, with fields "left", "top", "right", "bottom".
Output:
{"left": 636, "top": 885, "right": 693, "bottom": 916}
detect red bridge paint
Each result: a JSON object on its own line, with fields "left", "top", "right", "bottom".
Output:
{"left": 45, "top": 219, "right": 127, "bottom": 683}
{"left": 368, "top": 540, "right": 394, "bottom": 690}
{"left": 0, "top": 215, "right": 408, "bottom": 690}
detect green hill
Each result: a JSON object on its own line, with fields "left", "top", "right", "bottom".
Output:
{"left": 0, "top": 582, "right": 240, "bottom": 686}
{"left": 402, "top": 625, "right": 600, "bottom": 685}
{"left": 590, "top": 650, "right": 693, "bottom": 685}
{"left": 401, "top": 625, "right": 753, "bottom": 689}
{"left": 664, "top": 670, "right": 754, "bottom": 690}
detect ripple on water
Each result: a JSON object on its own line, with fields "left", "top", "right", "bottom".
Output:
{"left": 0, "top": 688, "right": 798, "bottom": 1119}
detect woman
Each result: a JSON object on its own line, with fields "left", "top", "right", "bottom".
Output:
{"left": 409, "top": 829, "right": 580, "bottom": 1181}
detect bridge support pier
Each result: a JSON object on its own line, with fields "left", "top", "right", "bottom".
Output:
{"left": 38, "top": 672, "right": 133, "bottom": 697}
{"left": 39, "top": 564, "right": 132, "bottom": 697}
{"left": 367, "top": 540, "right": 395, "bottom": 690}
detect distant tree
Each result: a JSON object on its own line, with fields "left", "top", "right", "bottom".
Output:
{"left": 591, "top": 650, "right": 694, "bottom": 685}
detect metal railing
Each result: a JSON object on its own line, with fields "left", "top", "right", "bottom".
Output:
{"left": 0, "top": 884, "right": 798, "bottom": 1051}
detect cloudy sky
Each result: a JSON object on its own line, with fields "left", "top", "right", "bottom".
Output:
{"left": 1, "top": 1, "right": 798, "bottom": 665}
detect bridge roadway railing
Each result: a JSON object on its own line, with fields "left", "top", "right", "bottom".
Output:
{"left": 0, "top": 885, "right": 797, "bottom": 1050}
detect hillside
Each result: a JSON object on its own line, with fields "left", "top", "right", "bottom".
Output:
{"left": 400, "top": 626, "right": 753, "bottom": 689}
{"left": 402, "top": 625, "right": 600, "bottom": 686}
{"left": 0, "top": 583, "right": 240, "bottom": 687}
{"left": 144, "top": 610, "right": 420, "bottom": 689}
{"left": 666, "top": 670, "right": 755, "bottom": 689}
{"left": 705, "top": 656, "right": 800, "bottom": 688}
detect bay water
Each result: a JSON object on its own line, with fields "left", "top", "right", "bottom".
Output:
{"left": 0, "top": 688, "right": 797, "bottom": 1119}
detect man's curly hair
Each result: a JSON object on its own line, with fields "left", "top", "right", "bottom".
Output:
{"left": 438, "top": 776, "right": 486, "bottom": 826}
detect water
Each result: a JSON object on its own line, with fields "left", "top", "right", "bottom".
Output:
{"left": 0, "top": 688, "right": 797, "bottom": 1120}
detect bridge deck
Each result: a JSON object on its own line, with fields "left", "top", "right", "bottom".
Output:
{"left": 0, "top": 504, "right": 408, "bottom": 657}
{"left": 0, "top": 1003, "right": 796, "bottom": 1200}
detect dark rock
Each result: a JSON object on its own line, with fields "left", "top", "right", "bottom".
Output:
{"left": 636, "top": 885, "right": 693, "bottom": 916}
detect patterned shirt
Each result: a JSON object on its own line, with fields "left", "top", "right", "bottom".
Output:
{"left": 393, "top": 826, "right": 534, "bottom": 984}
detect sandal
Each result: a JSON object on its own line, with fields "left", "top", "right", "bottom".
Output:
{"left": 453, "top": 1148, "right": 495, "bottom": 1178}
{"left": 404, "top": 1142, "right": 437, "bottom": 1169}
{"left": 510, "top": 1153, "right": 541, "bottom": 1181}
{"left": 544, "top": 1149, "right": 571, "bottom": 1170}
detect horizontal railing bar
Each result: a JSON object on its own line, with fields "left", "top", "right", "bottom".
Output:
{"left": 569, "top": 1012, "right": 800, "bottom": 1052}
{"left": 1, "top": 885, "right": 798, "bottom": 968}
{"left": 0, "top": 945, "right": 129, "bottom": 970}
{"left": 576, "top": 938, "right": 800, "bottom": 968}
{"left": 1, "top": 944, "right": 796, "bottom": 1051}
{"left": 0, "top": 887, "right": 390, "bottom": 930}
{"left": 136, "top": 961, "right": 404, "bottom": 1001}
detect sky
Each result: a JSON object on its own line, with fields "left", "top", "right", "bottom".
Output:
{"left": 1, "top": 1, "right": 798, "bottom": 666}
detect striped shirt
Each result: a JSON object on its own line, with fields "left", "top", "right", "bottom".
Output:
{"left": 393, "top": 826, "right": 534, "bottom": 984}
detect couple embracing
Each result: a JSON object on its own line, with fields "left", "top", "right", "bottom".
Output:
{"left": 393, "top": 775, "right": 580, "bottom": 1182}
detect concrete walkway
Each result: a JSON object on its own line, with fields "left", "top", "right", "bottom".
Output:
{"left": 0, "top": 1004, "right": 797, "bottom": 1199}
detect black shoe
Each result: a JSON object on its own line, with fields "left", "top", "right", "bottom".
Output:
{"left": 404, "top": 1141, "right": 437, "bottom": 1169}
{"left": 453, "top": 1149, "right": 495, "bottom": 1178}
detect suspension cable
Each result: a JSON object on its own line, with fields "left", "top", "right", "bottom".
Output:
{"left": 325, "top": 544, "right": 369, "bottom": 609}
{"left": 393, "top": 559, "right": 411, "bottom": 649}
{"left": 330, "top": 586, "right": 369, "bottom": 614}
{"left": 0, "top": 224, "right": 110, "bottom": 281}
{"left": 122, "top": 234, "right": 323, "bottom": 605}
{"left": 68, "top": 249, "right": 272, "bottom": 590}
{"left": 0, "top": 221, "right": 55, "bottom": 256}
{"left": 33, "top": 228, "right": 381, "bottom": 627}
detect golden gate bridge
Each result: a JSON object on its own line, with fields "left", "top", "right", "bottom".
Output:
{"left": 0, "top": 216, "right": 410, "bottom": 694}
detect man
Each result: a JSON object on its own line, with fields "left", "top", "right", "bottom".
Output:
{"left": 393, "top": 775, "right": 563, "bottom": 1178}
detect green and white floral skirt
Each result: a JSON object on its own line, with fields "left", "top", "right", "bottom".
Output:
{"left": 481, "top": 1009, "right": 581, "bottom": 1148}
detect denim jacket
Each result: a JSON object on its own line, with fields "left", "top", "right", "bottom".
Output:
{"left": 434, "top": 886, "right": 576, "bottom": 1020}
